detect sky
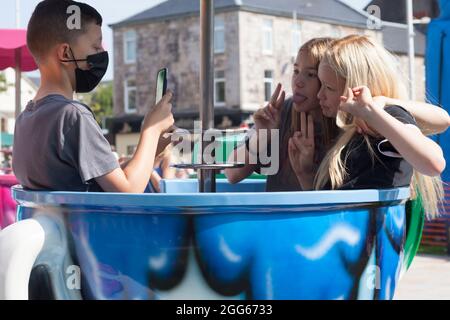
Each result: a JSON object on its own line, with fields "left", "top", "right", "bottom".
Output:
{"left": 0, "top": 0, "right": 371, "bottom": 80}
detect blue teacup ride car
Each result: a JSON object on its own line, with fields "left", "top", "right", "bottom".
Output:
{"left": 0, "top": 179, "right": 421, "bottom": 300}
{"left": 0, "top": 0, "right": 429, "bottom": 301}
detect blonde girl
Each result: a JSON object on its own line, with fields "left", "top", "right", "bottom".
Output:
{"left": 314, "top": 35, "right": 444, "bottom": 216}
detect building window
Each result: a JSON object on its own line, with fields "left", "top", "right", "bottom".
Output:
{"left": 124, "top": 30, "right": 137, "bottom": 64}
{"left": 264, "top": 70, "right": 274, "bottom": 103}
{"left": 214, "top": 16, "right": 225, "bottom": 54}
{"left": 262, "top": 19, "right": 273, "bottom": 54}
{"left": 291, "top": 23, "right": 302, "bottom": 57}
{"left": 124, "top": 79, "right": 137, "bottom": 113}
{"left": 214, "top": 70, "right": 226, "bottom": 107}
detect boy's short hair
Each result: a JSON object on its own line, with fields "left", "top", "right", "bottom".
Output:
{"left": 27, "top": 0, "right": 102, "bottom": 62}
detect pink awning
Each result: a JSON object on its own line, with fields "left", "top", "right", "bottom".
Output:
{"left": 0, "top": 29, "right": 37, "bottom": 72}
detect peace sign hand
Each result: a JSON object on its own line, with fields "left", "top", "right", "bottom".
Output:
{"left": 288, "top": 112, "right": 316, "bottom": 190}
{"left": 253, "top": 83, "right": 286, "bottom": 131}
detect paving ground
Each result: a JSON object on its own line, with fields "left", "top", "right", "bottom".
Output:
{"left": 394, "top": 254, "right": 450, "bottom": 300}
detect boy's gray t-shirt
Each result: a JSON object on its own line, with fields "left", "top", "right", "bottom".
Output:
{"left": 13, "top": 94, "right": 120, "bottom": 192}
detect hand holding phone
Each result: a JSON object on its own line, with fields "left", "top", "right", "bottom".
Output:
{"left": 156, "top": 68, "right": 179, "bottom": 137}
{"left": 155, "top": 68, "right": 168, "bottom": 104}
{"left": 143, "top": 90, "right": 173, "bottom": 133}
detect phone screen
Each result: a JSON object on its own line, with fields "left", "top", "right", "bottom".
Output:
{"left": 155, "top": 68, "right": 167, "bottom": 104}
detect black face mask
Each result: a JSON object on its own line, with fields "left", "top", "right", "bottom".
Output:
{"left": 61, "top": 47, "right": 109, "bottom": 93}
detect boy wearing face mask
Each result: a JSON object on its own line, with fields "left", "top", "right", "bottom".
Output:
{"left": 13, "top": 0, "right": 174, "bottom": 193}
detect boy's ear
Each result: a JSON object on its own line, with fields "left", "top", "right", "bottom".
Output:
{"left": 57, "top": 44, "right": 72, "bottom": 63}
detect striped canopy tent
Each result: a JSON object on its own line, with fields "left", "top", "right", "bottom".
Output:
{"left": 0, "top": 29, "right": 38, "bottom": 119}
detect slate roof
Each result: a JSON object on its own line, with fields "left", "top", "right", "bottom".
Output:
{"left": 110, "top": 0, "right": 371, "bottom": 29}
{"left": 110, "top": 0, "right": 425, "bottom": 55}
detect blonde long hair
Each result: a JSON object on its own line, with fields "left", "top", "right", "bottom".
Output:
{"left": 313, "top": 35, "right": 443, "bottom": 217}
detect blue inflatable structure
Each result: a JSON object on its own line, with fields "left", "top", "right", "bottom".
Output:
{"left": 426, "top": 0, "right": 450, "bottom": 182}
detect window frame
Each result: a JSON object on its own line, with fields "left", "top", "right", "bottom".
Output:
{"left": 262, "top": 19, "right": 274, "bottom": 55}
{"left": 214, "top": 16, "right": 225, "bottom": 54}
{"left": 124, "top": 79, "right": 137, "bottom": 114}
{"left": 214, "top": 70, "right": 226, "bottom": 107}
{"left": 264, "top": 70, "right": 274, "bottom": 103}
{"left": 123, "top": 30, "right": 137, "bottom": 64}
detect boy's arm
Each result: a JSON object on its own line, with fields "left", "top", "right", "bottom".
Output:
{"left": 96, "top": 128, "right": 162, "bottom": 193}
{"left": 120, "top": 135, "right": 171, "bottom": 171}
{"left": 96, "top": 93, "right": 174, "bottom": 193}
{"left": 378, "top": 97, "right": 450, "bottom": 135}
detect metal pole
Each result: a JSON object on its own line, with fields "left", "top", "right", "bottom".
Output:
{"left": 199, "top": 0, "right": 215, "bottom": 193}
{"left": 16, "top": 0, "right": 20, "bottom": 28}
{"left": 15, "top": 0, "right": 22, "bottom": 119}
{"left": 407, "top": 0, "right": 416, "bottom": 100}
{"left": 15, "top": 48, "right": 22, "bottom": 119}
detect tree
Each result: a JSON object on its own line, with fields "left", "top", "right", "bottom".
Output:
{"left": 0, "top": 72, "right": 7, "bottom": 93}
{"left": 78, "top": 81, "right": 113, "bottom": 126}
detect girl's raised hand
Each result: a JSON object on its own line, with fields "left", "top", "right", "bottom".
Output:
{"left": 339, "top": 86, "right": 378, "bottom": 136}
{"left": 288, "top": 112, "right": 315, "bottom": 176}
{"left": 339, "top": 86, "right": 375, "bottom": 119}
{"left": 253, "top": 83, "right": 286, "bottom": 131}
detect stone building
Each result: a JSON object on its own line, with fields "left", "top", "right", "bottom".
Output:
{"left": 110, "top": 0, "right": 426, "bottom": 156}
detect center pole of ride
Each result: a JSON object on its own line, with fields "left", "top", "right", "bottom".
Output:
{"left": 199, "top": 0, "right": 216, "bottom": 193}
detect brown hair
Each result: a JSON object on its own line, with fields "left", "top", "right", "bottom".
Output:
{"left": 290, "top": 37, "right": 338, "bottom": 147}
{"left": 27, "top": 0, "right": 103, "bottom": 63}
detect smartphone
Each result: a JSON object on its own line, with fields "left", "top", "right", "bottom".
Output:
{"left": 156, "top": 67, "right": 178, "bottom": 136}
{"left": 155, "top": 67, "right": 168, "bottom": 104}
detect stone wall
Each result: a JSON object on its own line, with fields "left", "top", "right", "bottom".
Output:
{"left": 113, "top": 11, "right": 240, "bottom": 116}
{"left": 113, "top": 10, "right": 426, "bottom": 117}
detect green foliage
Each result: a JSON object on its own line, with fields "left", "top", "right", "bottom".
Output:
{"left": 78, "top": 81, "right": 113, "bottom": 125}
{"left": 0, "top": 72, "right": 7, "bottom": 93}
{"left": 418, "top": 245, "right": 448, "bottom": 256}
